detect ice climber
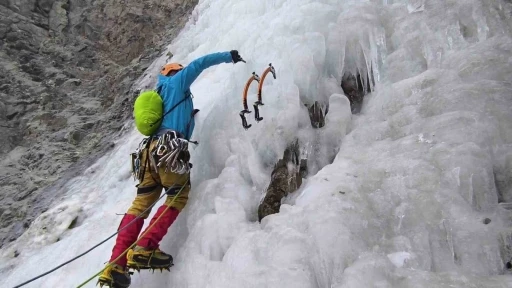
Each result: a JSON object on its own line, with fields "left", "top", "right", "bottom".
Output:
{"left": 98, "top": 50, "right": 246, "bottom": 288}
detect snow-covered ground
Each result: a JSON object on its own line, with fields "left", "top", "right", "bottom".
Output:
{"left": 2, "top": 0, "right": 512, "bottom": 287}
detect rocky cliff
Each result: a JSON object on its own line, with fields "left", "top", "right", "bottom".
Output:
{"left": 0, "top": 0, "right": 197, "bottom": 247}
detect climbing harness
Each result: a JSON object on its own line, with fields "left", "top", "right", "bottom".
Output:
{"left": 131, "top": 130, "right": 193, "bottom": 181}
{"left": 155, "top": 130, "right": 192, "bottom": 174}
{"left": 239, "top": 63, "right": 276, "bottom": 130}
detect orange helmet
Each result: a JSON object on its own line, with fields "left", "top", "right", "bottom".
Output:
{"left": 160, "top": 63, "right": 184, "bottom": 76}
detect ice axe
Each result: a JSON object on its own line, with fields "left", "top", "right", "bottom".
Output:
{"left": 253, "top": 63, "right": 276, "bottom": 122}
{"left": 240, "top": 71, "right": 260, "bottom": 130}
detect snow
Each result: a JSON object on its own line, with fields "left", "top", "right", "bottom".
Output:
{"left": 387, "top": 251, "right": 414, "bottom": 268}
{"left": 2, "top": 0, "right": 512, "bottom": 287}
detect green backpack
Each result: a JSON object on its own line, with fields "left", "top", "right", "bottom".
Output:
{"left": 133, "top": 90, "right": 163, "bottom": 136}
{"left": 133, "top": 88, "right": 192, "bottom": 136}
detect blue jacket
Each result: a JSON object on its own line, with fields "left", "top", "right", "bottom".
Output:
{"left": 155, "top": 51, "right": 233, "bottom": 139}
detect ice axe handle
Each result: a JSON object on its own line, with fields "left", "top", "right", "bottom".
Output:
{"left": 253, "top": 101, "right": 264, "bottom": 122}
{"left": 253, "top": 104, "right": 263, "bottom": 122}
{"left": 239, "top": 110, "right": 252, "bottom": 130}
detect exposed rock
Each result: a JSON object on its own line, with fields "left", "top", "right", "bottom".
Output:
{"left": 499, "top": 231, "right": 512, "bottom": 273}
{"left": 341, "top": 70, "right": 374, "bottom": 114}
{"left": 0, "top": 100, "right": 6, "bottom": 119}
{"left": 495, "top": 152, "right": 512, "bottom": 203}
{"left": 13, "top": 185, "right": 38, "bottom": 201}
{"left": 48, "top": 0, "right": 69, "bottom": 34}
{"left": 306, "top": 101, "right": 327, "bottom": 128}
{"left": 300, "top": 158, "right": 308, "bottom": 179}
{"left": 54, "top": 73, "right": 68, "bottom": 86}
{"left": 258, "top": 140, "right": 303, "bottom": 222}
{"left": 59, "top": 78, "right": 81, "bottom": 92}
{"left": 66, "top": 129, "right": 85, "bottom": 145}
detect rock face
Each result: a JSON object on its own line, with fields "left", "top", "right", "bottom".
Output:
{"left": 340, "top": 71, "right": 374, "bottom": 114}
{"left": 258, "top": 140, "right": 303, "bottom": 222}
{"left": 307, "top": 101, "right": 326, "bottom": 128}
{"left": 257, "top": 100, "right": 331, "bottom": 221}
{"left": 0, "top": 0, "right": 198, "bottom": 247}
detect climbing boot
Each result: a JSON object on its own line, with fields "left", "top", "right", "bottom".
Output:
{"left": 97, "top": 263, "right": 131, "bottom": 288}
{"left": 127, "top": 246, "right": 173, "bottom": 271}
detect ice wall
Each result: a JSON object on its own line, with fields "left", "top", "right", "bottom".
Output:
{"left": 2, "top": 0, "right": 512, "bottom": 287}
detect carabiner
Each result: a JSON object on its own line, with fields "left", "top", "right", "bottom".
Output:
{"left": 156, "top": 144, "right": 168, "bottom": 156}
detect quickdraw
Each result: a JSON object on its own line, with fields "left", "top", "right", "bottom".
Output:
{"left": 240, "top": 63, "right": 276, "bottom": 130}
{"left": 154, "top": 131, "right": 191, "bottom": 174}
{"left": 130, "top": 137, "right": 151, "bottom": 181}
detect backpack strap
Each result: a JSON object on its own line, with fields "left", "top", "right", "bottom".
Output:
{"left": 186, "top": 109, "right": 200, "bottom": 145}
{"left": 162, "top": 94, "right": 190, "bottom": 119}
{"left": 150, "top": 90, "right": 192, "bottom": 127}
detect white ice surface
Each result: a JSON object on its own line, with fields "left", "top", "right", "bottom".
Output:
{"left": 2, "top": 0, "right": 512, "bottom": 287}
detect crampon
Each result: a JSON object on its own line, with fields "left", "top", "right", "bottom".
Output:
{"left": 97, "top": 264, "right": 131, "bottom": 288}
{"left": 126, "top": 247, "right": 174, "bottom": 273}
{"left": 97, "top": 279, "right": 132, "bottom": 288}
{"left": 127, "top": 264, "right": 173, "bottom": 274}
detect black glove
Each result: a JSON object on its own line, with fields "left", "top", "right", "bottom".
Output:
{"left": 230, "top": 50, "right": 245, "bottom": 63}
